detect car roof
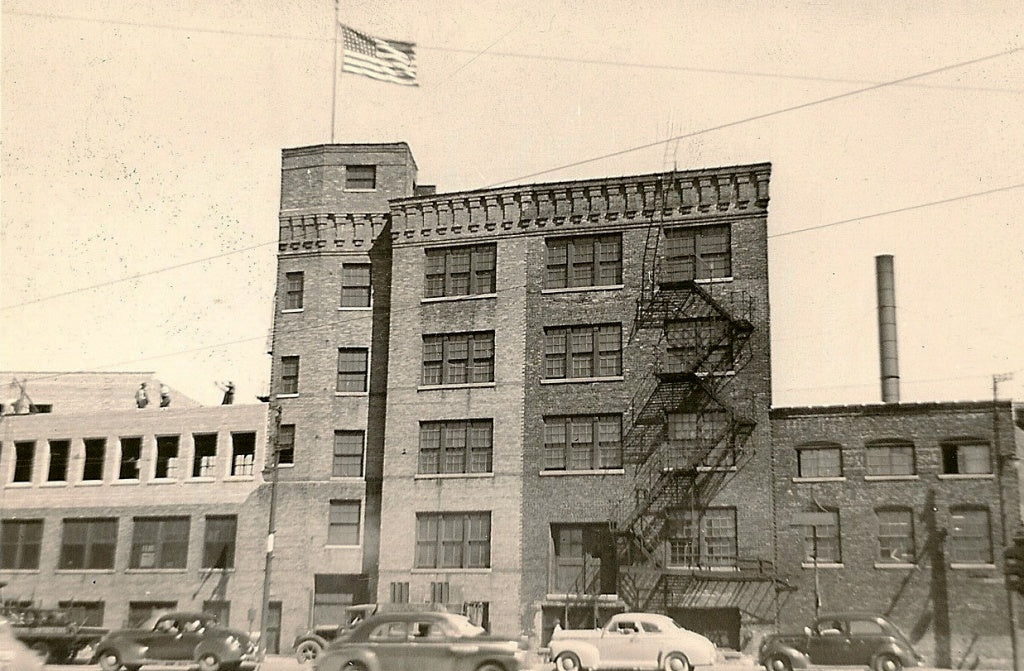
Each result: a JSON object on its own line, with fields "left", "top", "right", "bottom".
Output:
{"left": 158, "top": 612, "right": 214, "bottom": 621}
{"left": 363, "top": 611, "right": 453, "bottom": 623}
{"left": 817, "top": 613, "right": 890, "bottom": 621}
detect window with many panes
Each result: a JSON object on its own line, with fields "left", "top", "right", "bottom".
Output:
{"left": 802, "top": 510, "right": 841, "bottom": 563}
{"left": 415, "top": 512, "right": 490, "bottom": 569}
{"left": 865, "top": 439, "right": 916, "bottom": 476}
{"left": 424, "top": 244, "right": 496, "bottom": 298}
{"left": 284, "top": 271, "right": 304, "bottom": 310}
{"left": 333, "top": 431, "right": 364, "bottom": 477}
{"left": 13, "top": 441, "right": 34, "bottom": 483}
{"left": 59, "top": 518, "right": 117, "bottom": 570}
{"left": 422, "top": 332, "right": 494, "bottom": 385}
{"left": 876, "top": 508, "right": 914, "bottom": 563}
{"left": 328, "top": 500, "right": 361, "bottom": 545}
{"left": 663, "top": 224, "right": 731, "bottom": 282}
{"left": 119, "top": 437, "right": 141, "bottom": 480}
{"left": 345, "top": 165, "right": 376, "bottom": 190}
{"left": 48, "top": 439, "right": 70, "bottom": 482}
{"left": 192, "top": 434, "right": 217, "bottom": 478}
{"left": 543, "top": 415, "right": 622, "bottom": 471}
{"left": 202, "top": 516, "right": 236, "bottom": 569}
{"left": 941, "top": 440, "right": 991, "bottom": 475}
{"left": 418, "top": 420, "right": 493, "bottom": 475}
{"left": 551, "top": 523, "right": 613, "bottom": 594}
{"left": 83, "top": 438, "right": 106, "bottom": 481}
{"left": 0, "top": 519, "right": 43, "bottom": 569}
{"left": 667, "top": 508, "right": 737, "bottom": 568}
{"left": 666, "top": 318, "right": 733, "bottom": 373}
{"left": 230, "top": 432, "right": 255, "bottom": 476}
{"left": 130, "top": 517, "right": 190, "bottom": 569}
{"left": 337, "top": 348, "right": 368, "bottom": 392}
{"left": 59, "top": 601, "right": 104, "bottom": 627}
{"left": 950, "top": 507, "right": 992, "bottom": 564}
{"left": 796, "top": 443, "right": 842, "bottom": 478}
{"left": 276, "top": 424, "right": 295, "bottom": 465}
{"left": 341, "top": 263, "right": 371, "bottom": 307}
{"left": 544, "top": 324, "right": 621, "bottom": 379}
{"left": 279, "top": 356, "right": 300, "bottom": 395}
{"left": 545, "top": 234, "right": 622, "bottom": 289}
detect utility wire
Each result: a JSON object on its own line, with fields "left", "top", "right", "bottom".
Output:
{"left": 4, "top": 8, "right": 1021, "bottom": 94}
{"left": 485, "top": 46, "right": 1023, "bottom": 188}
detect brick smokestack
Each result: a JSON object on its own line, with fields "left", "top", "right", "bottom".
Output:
{"left": 875, "top": 254, "right": 900, "bottom": 403}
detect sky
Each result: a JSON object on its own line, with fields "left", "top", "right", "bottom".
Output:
{"left": 2, "top": 0, "right": 1023, "bottom": 408}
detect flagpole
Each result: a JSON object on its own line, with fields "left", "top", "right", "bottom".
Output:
{"left": 330, "top": 0, "right": 340, "bottom": 143}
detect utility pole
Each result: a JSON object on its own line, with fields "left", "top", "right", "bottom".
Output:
{"left": 993, "top": 373, "right": 1019, "bottom": 671}
{"left": 259, "top": 405, "right": 282, "bottom": 658}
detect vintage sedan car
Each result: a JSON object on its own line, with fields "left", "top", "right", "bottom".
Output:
{"left": 313, "top": 611, "right": 528, "bottom": 671}
{"left": 549, "top": 612, "right": 717, "bottom": 671}
{"left": 294, "top": 604, "right": 379, "bottom": 663}
{"left": 92, "top": 611, "right": 257, "bottom": 671}
{"left": 758, "top": 612, "right": 924, "bottom": 671}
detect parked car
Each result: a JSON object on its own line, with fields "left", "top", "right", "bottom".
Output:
{"left": 293, "top": 604, "right": 378, "bottom": 663}
{"left": 312, "top": 611, "right": 528, "bottom": 671}
{"left": 548, "top": 612, "right": 717, "bottom": 671}
{"left": 0, "top": 617, "right": 45, "bottom": 671}
{"left": 92, "top": 611, "right": 257, "bottom": 671}
{"left": 1, "top": 603, "right": 108, "bottom": 663}
{"left": 758, "top": 613, "right": 924, "bottom": 671}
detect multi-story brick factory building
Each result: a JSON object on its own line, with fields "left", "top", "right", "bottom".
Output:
{"left": 0, "top": 372, "right": 270, "bottom": 653}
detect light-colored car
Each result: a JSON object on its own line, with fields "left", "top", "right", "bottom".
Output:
{"left": 549, "top": 612, "right": 717, "bottom": 671}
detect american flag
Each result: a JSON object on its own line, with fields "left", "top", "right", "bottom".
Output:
{"left": 341, "top": 24, "right": 417, "bottom": 86}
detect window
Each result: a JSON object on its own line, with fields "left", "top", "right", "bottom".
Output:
{"left": 130, "top": 517, "right": 190, "bottom": 569}
{"left": 415, "top": 512, "right": 491, "bottom": 569}
{"left": 543, "top": 415, "right": 622, "bottom": 471}
{"left": 802, "top": 510, "right": 841, "bottom": 564}
{"left": 666, "top": 318, "right": 733, "bottom": 373}
{"left": 83, "top": 438, "right": 106, "bottom": 481}
{"left": 59, "top": 518, "right": 117, "bottom": 570}
{"left": 424, "top": 244, "right": 496, "bottom": 298}
{"left": 284, "top": 271, "right": 304, "bottom": 310}
{"left": 390, "top": 582, "right": 410, "bottom": 603}
{"left": 192, "top": 433, "right": 217, "bottom": 478}
{"left": 796, "top": 443, "right": 842, "bottom": 478}
{"left": 877, "top": 508, "right": 914, "bottom": 563}
{"left": 202, "top": 516, "right": 236, "bottom": 569}
{"left": 429, "top": 581, "right": 450, "bottom": 604}
{"left": 941, "top": 440, "right": 991, "bottom": 475}
{"left": 313, "top": 574, "right": 359, "bottom": 626}
{"left": 128, "top": 601, "right": 176, "bottom": 629}
{"left": 422, "top": 332, "right": 495, "bottom": 385}
{"left": 0, "top": 519, "right": 43, "bottom": 569}
{"left": 663, "top": 224, "right": 732, "bottom": 282}
{"left": 154, "top": 436, "right": 179, "bottom": 479}
{"left": 333, "top": 431, "right": 364, "bottom": 477}
{"left": 544, "top": 324, "right": 622, "bottom": 379}
{"left": 345, "top": 164, "right": 376, "bottom": 190}
{"left": 666, "top": 408, "right": 732, "bottom": 468}
{"left": 119, "top": 437, "right": 141, "bottom": 480}
{"left": 328, "top": 500, "right": 361, "bottom": 545}
{"left": 551, "top": 524, "right": 614, "bottom": 594}
{"left": 13, "top": 441, "right": 34, "bottom": 483}
{"left": 950, "top": 507, "right": 992, "bottom": 564}
{"left": 230, "top": 433, "right": 255, "bottom": 476}
{"left": 865, "top": 440, "right": 915, "bottom": 476}
{"left": 202, "top": 601, "right": 230, "bottom": 627}
{"left": 58, "top": 601, "right": 104, "bottom": 627}
{"left": 667, "top": 508, "right": 737, "bottom": 568}
{"left": 419, "top": 420, "right": 493, "bottom": 475}
{"left": 279, "top": 356, "right": 300, "bottom": 395}
{"left": 276, "top": 424, "right": 295, "bottom": 465}
{"left": 48, "top": 440, "right": 70, "bottom": 482}
{"left": 337, "top": 348, "right": 369, "bottom": 392}
{"left": 545, "top": 234, "right": 622, "bottom": 289}
{"left": 341, "top": 263, "right": 371, "bottom": 307}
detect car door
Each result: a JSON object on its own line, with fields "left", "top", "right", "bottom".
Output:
{"left": 365, "top": 620, "right": 411, "bottom": 669}
{"left": 806, "top": 620, "right": 848, "bottom": 665}
{"left": 145, "top": 617, "right": 196, "bottom": 661}
{"left": 403, "top": 619, "right": 454, "bottom": 671}
{"left": 598, "top": 619, "right": 644, "bottom": 667}
{"left": 846, "top": 618, "right": 887, "bottom": 665}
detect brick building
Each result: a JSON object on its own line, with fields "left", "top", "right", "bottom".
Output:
{"left": 0, "top": 372, "right": 270, "bottom": 651}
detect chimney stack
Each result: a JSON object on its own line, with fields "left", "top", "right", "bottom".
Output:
{"left": 875, "top": 254, "right": 900, "bottom": 403}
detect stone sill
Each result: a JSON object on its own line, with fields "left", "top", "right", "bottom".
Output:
{"left": 541, "top": 284, "right": 624, "bottom": 295}
{"left": 541, "top": 376, "right": 624, "bottom": 385}
{"left": 421, "top": 293, "right": 496, "bottom": 304}
{"left": 792, "top": 476, "right": 846, "bottom": 483}
{"left": 539, "top": 469, "right": 625, "bottom": 476}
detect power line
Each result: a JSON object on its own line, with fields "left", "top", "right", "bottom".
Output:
{"left": 5, "top": 8, "right": 1021, "bottom": 94}
{"left": 485, "top": 46, "right": 1023, "bottom": 188}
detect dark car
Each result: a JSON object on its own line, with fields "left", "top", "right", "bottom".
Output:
{"left": 92, "top": 611, "right": 257, "bottom": 671}
{"left": 313, "top": 611, "right": 528, "bottom": 671}
{"left": 293, "top": 605, "right": 379, "bottom": 663}
{"left": 759, "top": 613, "right": 923, "bottom": 671}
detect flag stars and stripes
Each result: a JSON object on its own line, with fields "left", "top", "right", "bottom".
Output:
{"left": 341, "top": 24, "right": 418, "bottom": 86}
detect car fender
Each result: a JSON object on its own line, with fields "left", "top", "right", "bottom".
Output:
{"left": 328, "top": 649, "right": 381, "bottom": 671}
{"left": 760, "top": 642, "right": 812, "bottom": 669}
{"left": 293, "top": 633, "right": 329, "bottom": 651}
{"left": 100, "top": 639, "right": 147, "bottom": 664}
{"left": 549, "top": 638, "right": 600, "bottom": 669}
{"left": 870, "top": 643, "right": 916, "bottom": 667}
{"left": 194, "top": 638, "right": 241, "bottom": 663}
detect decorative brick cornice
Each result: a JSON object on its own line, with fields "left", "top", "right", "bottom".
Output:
{"left": 277, "top": 212, "right": 388, "bottom": 252}
{"left": 389, "top": 164, "right": 770, "bottom": 245}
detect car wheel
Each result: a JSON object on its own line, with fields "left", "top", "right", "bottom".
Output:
{"left": 29, "top": 641, "right": 51, "bottom": 664}
{"left": 663, "top": 652, "right": 691, "bottom": 671}
{"left": 342, "top": 662, "right": 368, "bottom": 671}
{"left": 98, "top": 650, "right": 124, "bottom": 671}
{"left": 295, "top": 640, "right": 323, "bottom": 663}
{"left": 198, "top": 652, "right": 222, "bottom": 671}
{"left": 554, "top": 651, "right": 583, "bottom": 671}
{"left": 873, "top": 654, "right": 903, "bottom": 671}
{"left": 474, "top": 664, "right": 507, "bottom": 671}
{"left": 765, "top": 655, "right": 793, "bottom": 671}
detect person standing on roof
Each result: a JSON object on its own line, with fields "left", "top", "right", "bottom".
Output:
{"left": 159, "top": 383, "right": 171, "bottom": 408}
{"left": 216, "top": 381, "right": 235, "bottom": 405}
{"left": 135, "top": 383, "right": 149, "bottom": 409}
